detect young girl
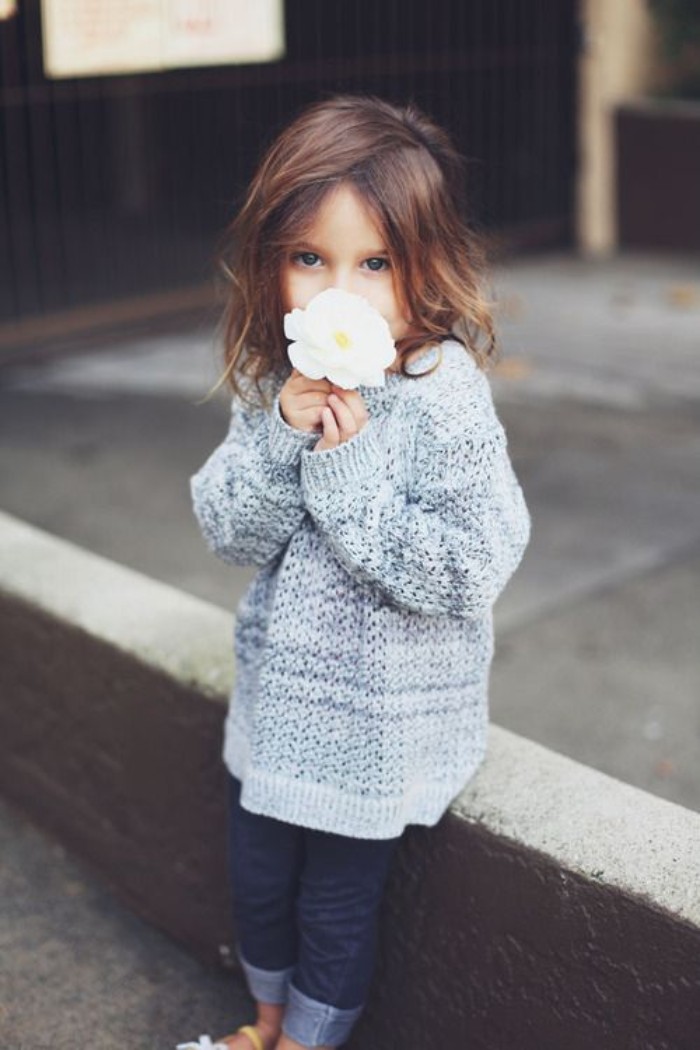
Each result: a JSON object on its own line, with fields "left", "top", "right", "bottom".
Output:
{"left": 185, "top": 95, "right": 530, "bottom": 1050}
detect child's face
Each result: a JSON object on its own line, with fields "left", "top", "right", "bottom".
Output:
{"left": 280, "top": 183, "right": 412, "bottom": 348}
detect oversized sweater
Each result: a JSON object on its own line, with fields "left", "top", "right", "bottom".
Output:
{"left": 190, "top": 338, "right": 530, "bottom": 839}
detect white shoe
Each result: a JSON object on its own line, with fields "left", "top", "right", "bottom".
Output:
{"left": 177, "top": 1023, "right": 266, "bottom": 1050}
{"left": 176, "top": 1037, "right": 228, "bottom": 1050}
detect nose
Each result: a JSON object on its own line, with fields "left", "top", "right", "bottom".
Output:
{"left": 328, "top": 269, "right": 360, "bottom": 296}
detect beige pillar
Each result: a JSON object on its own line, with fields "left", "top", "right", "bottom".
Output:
{"left": 577, "top": 0, "right": 660, "bottom": 255}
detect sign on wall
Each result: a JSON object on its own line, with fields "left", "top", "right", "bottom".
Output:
{"left": 40, "top": 0, "right": 285, "bottom": 78}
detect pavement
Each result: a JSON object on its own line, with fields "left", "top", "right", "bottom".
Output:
{"left": 1, "top": 250, "right": 699, "bottom": 1047}
{"left": 0, "top": 795, "right": 252, "bottom": 1050}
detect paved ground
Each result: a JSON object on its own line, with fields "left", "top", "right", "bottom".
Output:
{"left": 1, "top": 250, "right": 699, "bottom": 1047}
{"left": 0, "top": 796, "right": 253, "bottom": 1050}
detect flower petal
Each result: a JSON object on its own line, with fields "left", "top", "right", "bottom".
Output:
{"left": 283, "top": 288, "right": 396, "bottom": 386}
{"left": 287, "top": 343, "right": 328, "bottom": 380}
{"left": 283, "top": 308, "right": 306, "bottom": 342}
{"left": 325, "top": 366, "right": 361, "bottom": 389}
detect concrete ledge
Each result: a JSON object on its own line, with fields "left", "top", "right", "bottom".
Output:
{"left": 0, "top": 509, "right": 233, "bottom": 695}
{"left": 454, "top": 727, "right": 700, "bottom": 926}
{"left": 1, "top": 510, "right": 699, "bottom": 1048}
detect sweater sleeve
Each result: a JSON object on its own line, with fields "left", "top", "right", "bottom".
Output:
{"left": 190, "top": 388, "right": 319, "bottom": 567}
{"left": 300, "top": 372, "right": 531, "bottom": 619}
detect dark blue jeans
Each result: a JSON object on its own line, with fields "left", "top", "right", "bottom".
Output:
{"left": 226, "top": 773, "right": 401, "bottom": 1048}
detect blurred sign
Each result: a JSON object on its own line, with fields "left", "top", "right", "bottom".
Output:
{"left": 40, "top": 0, "right": 285, "bottom": 78}
{"left": 0, "top": 0, "right": 18, "bottom": 19}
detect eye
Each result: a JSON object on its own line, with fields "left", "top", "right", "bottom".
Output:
{"left": 292, "top": 251, "right": 322, "bottom": 268}
{"left": 364, "top": 257, "right": 390, "bottom": 272}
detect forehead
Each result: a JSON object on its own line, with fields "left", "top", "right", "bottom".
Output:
{"left": 298, "top": 183, "right": 386, "bottom": 246}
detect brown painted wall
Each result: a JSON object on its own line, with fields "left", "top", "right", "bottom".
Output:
{"left": 2, "top": 584, "right": 699, "bottom": 1048}
{"left": 616, "top": 102, "right": 700, "bottom": 251}
{"left": 361, "top": 817, "right": 700, "bottom": 1049}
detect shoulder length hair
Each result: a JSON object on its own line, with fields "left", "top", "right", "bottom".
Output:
{"left": 215, "top": 94, "right": 497, "bottom": 409}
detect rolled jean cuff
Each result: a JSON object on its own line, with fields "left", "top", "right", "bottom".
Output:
{"left": 236, "top": 946, "right": 294, "bottom": 1006}
{"left": 282, "top": 982, "right": 364, "bottom": 1048}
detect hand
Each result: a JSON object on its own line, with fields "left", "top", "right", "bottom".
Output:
{"left": 314, "top": 386, "right": 369, "bottom": 452}
{"left": 279, "top": 368, "right": 333, "bottom": 433}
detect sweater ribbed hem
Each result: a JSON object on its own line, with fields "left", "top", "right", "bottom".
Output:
{"left": 267, "top": 392, "right": 319, "bottom": 465}
{"left": 223, "top": 744, "right": 484, "bottom": 839}
{"left": 300, "top": 417, "right": 383, "bottom": 489}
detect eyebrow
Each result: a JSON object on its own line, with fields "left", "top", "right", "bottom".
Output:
{"left": 293, "top": 240, "right": 389, "bottom": 256}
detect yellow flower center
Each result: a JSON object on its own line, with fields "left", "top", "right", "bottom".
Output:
{"left": 333, "top": 330, "right": 352, "bottom": 350}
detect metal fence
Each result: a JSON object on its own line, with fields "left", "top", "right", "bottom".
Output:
{"left": 0, "top": 0, "right": 578, "bottom": 328}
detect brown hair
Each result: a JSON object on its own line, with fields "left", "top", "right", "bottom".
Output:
{"left": 215, "top": 94, "right": 497, "bottom": 409}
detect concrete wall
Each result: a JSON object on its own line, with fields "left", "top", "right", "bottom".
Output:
{"left": 577, "top": 0, "right": 660, "bottom": 254}
{"left": 1, "top": 510, "right": 699, "bottom": 1049}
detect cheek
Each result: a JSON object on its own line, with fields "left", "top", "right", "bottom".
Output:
{"left": 281, "top": 267, "right": 318, "bottom": 312}
{"left": 389, "top": 314, "right": 411, "bottom": 341}
{"left": 383, "top": 286, "right": 412, "bottom": 339}
{"left": 279, "top": 267, "right": 295, "bottom": 313}
{"left": 362, "top": 289, "right": 409, "bottom": 341}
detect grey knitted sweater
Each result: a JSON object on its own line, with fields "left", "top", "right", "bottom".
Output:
{"left": 191, "top": 339, "right": 530, "bottom": 839}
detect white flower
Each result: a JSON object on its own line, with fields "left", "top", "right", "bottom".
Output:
{"left": 284, "top": 288, "right": 397, "bottom": 389}
{"left": 176, "top": 1037, "right": 227, "bottom": 1050}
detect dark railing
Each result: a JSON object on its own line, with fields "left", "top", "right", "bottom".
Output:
{"left": 0, "top": 0, "right": 578, "bottom": 327}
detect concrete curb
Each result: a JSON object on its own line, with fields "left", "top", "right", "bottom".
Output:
{"left": 1, "top": 510, "right": 698, "bottom": 1048}
{"left": 454, "top": 725, "right": 700, "bottom": 926}
{"left": 0, "top": 509, "right": 234, "bottom": 697}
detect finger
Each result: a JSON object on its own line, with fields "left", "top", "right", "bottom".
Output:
{"left": 330, "top": 384, "right": 364, "bottom": 402}
{"left": 297, "top": 389, "right": 334, "bottom": 407}
{"left": 329, "top": 392, "right": 369, "bottom": 436}
{"left": 322, "top": 404, "right": 340, "bottom": 445}
{"left": 327, "top": 393, "right": 359, "bottom": 440}
{"left": 331, "top": 387, "right": 368, "bottom": 423}
{"left": 329, "top": 385, "right": 356, "bottom": 404}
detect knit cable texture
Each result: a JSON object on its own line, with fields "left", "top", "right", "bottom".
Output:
{"left": 191, "top": 339, "right": 530, "bottom": 838}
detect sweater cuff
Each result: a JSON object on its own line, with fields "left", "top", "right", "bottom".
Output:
{"left": 268, "top": 392, "right": 319, "bottom": 466}
{"left": 301, "top": 418, "right": 384, "bottom": 490}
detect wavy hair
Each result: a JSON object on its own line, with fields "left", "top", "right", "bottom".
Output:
{"left": 214, "top": 94, "right": 497, "bottom": 409}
